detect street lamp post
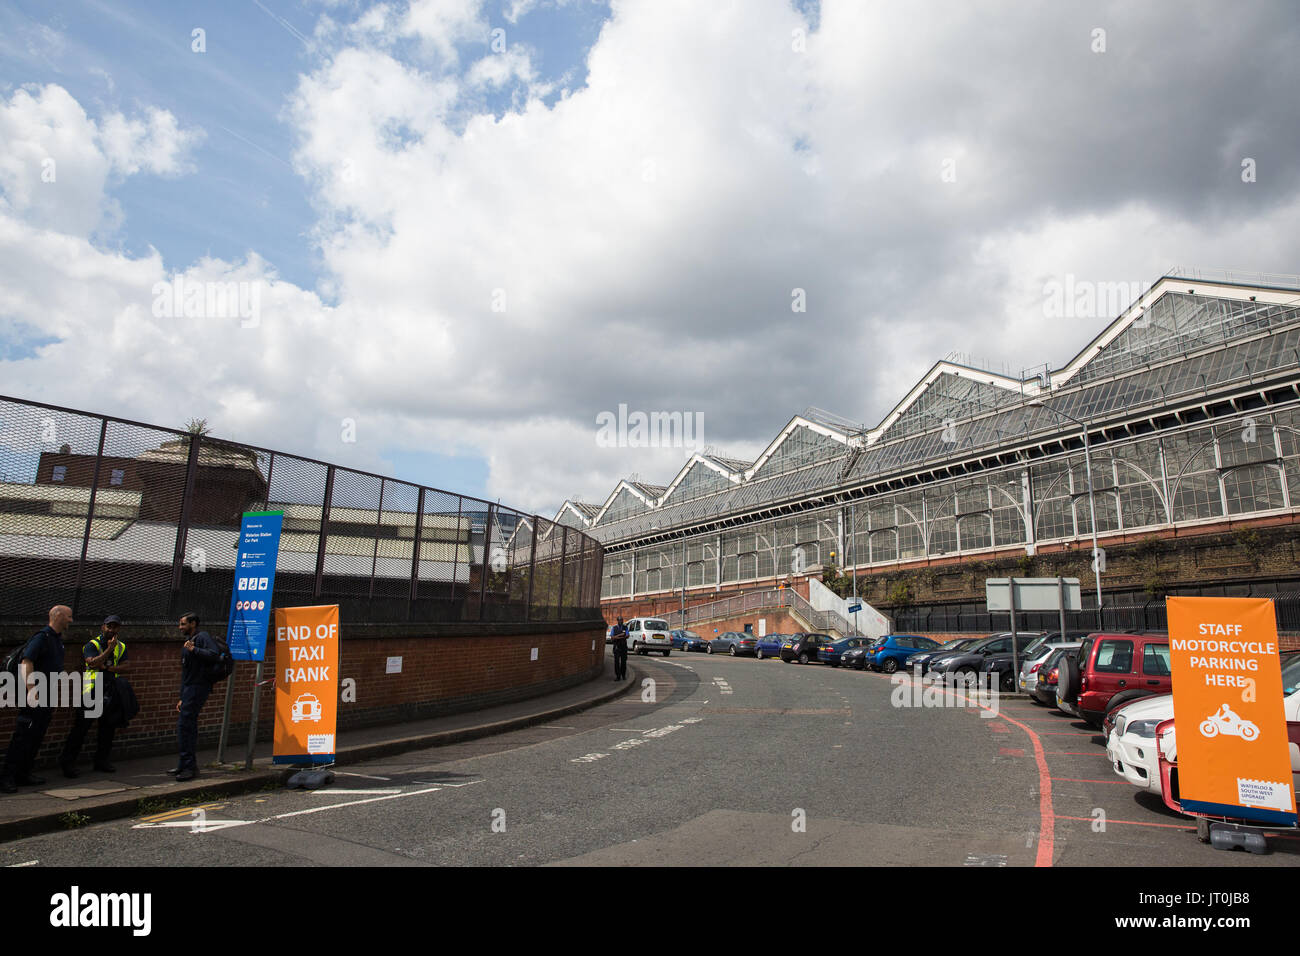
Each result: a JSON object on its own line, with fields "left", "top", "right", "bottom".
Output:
{"left": 1029, "top": 399, "right": 1104, "bottom": 629}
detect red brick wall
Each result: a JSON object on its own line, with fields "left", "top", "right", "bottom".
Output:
{"left": 0, "top": 622, "right": 605, "bottom": 767}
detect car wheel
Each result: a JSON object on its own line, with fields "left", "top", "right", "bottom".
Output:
{"left": 882, "top": 657, "right": 898, "bottom": 674}
{"left": 663, "top": 649, "right": 671, "bottom": 657}
{"left": 730, "top": 646, "right": 737, "bottom": 657}
{"left": 756, "top": 648, "right": 764, "bottom": 660}
{"left": 999, "top": 671, "right": 1015, "bottom": 692}
{"left": 707, "top": 644, "right": 714, "bottom": 655}
{"left": 798, "top": 652, "right": 809, "bottom": 665}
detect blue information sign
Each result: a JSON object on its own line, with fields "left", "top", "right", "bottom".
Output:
{"left": 848, "top": 603, "right": 863, "bottom": 613}
{"left": 226, "top": 511, "right": 283, "bottom": 662}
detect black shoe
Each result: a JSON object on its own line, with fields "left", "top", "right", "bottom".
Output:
{"left": 0, "top": 779, "right": 16, "bottom": 794}
{"left": 15, "top": 776, "right": 45, "bottom": 787}
{"left": 165, "top": 767, "right": 181, "bottom": 776}
{"left": 61, "top": 765, "right": 80, "bottom": 779}
{"left": 175, "top": 770, "right": 197, "bottom": 782}
{"left": 93, "top": 763, "right": 116, "bottom": 773}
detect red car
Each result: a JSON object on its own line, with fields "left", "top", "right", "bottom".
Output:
{"left": 1059, "top": 632, "right": 1171, "bottom": 728}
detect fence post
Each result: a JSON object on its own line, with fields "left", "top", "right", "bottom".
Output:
{"left": 369, "top": 478, "right": 385, "bottom": 601}
{"left": 477, "top": 502, "right": 495, "bottom": 622}
{"left": 408, "top": 487, "right": 425, "bottom": 620}
{"left": 525, "top": 518, "right": 538, "bottom": 621}
{"left": 449, "top": 496, "right": 462, "bottom": 602}
{"left": 556, "top": 528, "right": 568, "bottom": 622}
{"left": 168, "top": 432, "right": 203, "bottom": 616}
{"left": 314, "top": 465, "right": 334, "bottom": 599}
{"left": 71, "top": 418, "right": 108, "bottom": 620}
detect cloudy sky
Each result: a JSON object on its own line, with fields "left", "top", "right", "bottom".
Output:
{"left": 2, "top": 0, "right": 1299, "bottom": 517}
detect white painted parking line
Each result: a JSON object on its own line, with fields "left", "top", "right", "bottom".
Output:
{"left": 309, "top": 788, "right": 402, "bottom": 795}
{"left": 335, "top": 771, "right": 392, "bottom": 781}
{"left": 7, "top": 860, "right": 38, "bottom": 867}
{"left": 271, "top": 785, "right": 452, "bottom": 820}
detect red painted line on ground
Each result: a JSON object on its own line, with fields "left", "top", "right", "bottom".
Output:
{"left": 1051, "top": 776, "right": 1130, "bottom": 785}
{"left": 1057, "top": 815, "right": 1191, "bottom": 831}
{"left": 985, "top": 720, "right": 1009, "bottom": 733}
{"left": 998, "top": 747, "right": 1025, "bottom": 757}
{"left": 894, "top": 675, "right": 1057, "bottom": 867}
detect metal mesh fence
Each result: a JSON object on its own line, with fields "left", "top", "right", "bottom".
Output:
{"left": 0, "top": 395, "right": 604, "bottom": 626}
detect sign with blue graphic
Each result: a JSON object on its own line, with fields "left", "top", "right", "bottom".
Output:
{"left": 226, "top": 511, "right": 283, "bottom": 662}
{"left": 848, "top": 603, "right": 863, "bottom": 614}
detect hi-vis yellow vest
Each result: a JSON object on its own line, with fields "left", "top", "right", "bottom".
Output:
{"left": 83, "top": 637, "right": 125, "bottom": 696}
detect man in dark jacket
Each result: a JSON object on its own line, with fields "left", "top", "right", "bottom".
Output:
{"left": 60, "top": 614, "right": 128, "bottom": 777}
{"left": 170, "top": 612, "right": 219, "bottom": 781}
{"left": 611, "top": 616, "right": 629, "bottom": 681}
{"left": 1, "top": 605, "right": 70, "bottom": 793}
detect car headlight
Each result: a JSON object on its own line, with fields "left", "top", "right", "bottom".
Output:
{"left": 1126, "top": 719, "right": 1161, "bottom": 739}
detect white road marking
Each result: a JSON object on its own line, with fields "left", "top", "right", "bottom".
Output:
{"left": 712, "top": 677, "right": 734, "bottom": 695}
{"left": 570, "top": 753, "right": 610, "bottom": 763}
{"left": 7, "top": 860, "right": 38, "bottom": 867}
{"left": 335, "top": 772, "right": 391, "bottom": 781}
{"left": 308, "top": 788, "right": 402, "bottom": 796}
{"left": 133, "top": 819, "right": 254, "bottom": 832}
{"left": 271, "top": 785, "right": 451, "bottom": 820}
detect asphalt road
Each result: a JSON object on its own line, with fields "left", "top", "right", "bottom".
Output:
{"left": 1, "top": 653, "right": 1296, "bottom": 866}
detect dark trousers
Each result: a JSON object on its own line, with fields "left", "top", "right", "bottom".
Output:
{"left": 613, "top": 643, "right": 628, "bottom": 680}
{"left": 2, "top": 707, "right": 54, "bottom": 781}
{"left": 60, "top": 710, "right": 116, "bottom": 768}
{"left": 176, "top": 682, "right": 212, "bottom": 772}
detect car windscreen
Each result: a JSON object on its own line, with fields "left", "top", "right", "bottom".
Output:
{"left": 644, "top": 620, "right": 668, "bottom": 631}
{"left": 1282, "top": 653, "right": 1300, "bottom": 695}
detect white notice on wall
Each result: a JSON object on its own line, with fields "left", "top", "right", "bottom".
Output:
{"left": 386, "top": 656, "right": 402, "bottom": 674}
{"left": 758, "top": 619, "right": 766, "bottom": 637}
{"left": 530, "top": 647, "right": 539, "bottom": 661}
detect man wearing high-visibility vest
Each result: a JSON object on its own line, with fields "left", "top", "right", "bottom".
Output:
{"left": 59, "top": 614, "right": 128, "bottom": 777}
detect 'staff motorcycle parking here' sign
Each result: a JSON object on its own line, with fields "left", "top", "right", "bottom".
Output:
{"left": 1167, "top": 596, "right": 1296, "bottom": 826}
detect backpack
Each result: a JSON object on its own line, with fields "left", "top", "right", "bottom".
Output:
{"left": 3, "top": 630, "right": 42, "bottom": 676}
{"left": 204, "top": 634, "right": 235, "bottom": 684}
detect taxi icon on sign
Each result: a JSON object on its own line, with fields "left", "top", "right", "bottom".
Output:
{"left": 292, "top": 693, "right": 322, "bottom": 723}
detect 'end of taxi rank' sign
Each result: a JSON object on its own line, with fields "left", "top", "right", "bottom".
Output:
{"left": 273, "top": 605, "right": 340, "bottom": 765}
{"left": 1167, "top": 596, "right": 1296, "bottom": 826}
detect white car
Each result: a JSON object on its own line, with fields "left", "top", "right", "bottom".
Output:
{"left": 1109, "top": 652, "right": 1300, "bottom": 807}
{"left": 626, "top": 618, "right": 672, "bottom": 656}
{"left": 1019, "top": 639, "right": 1082, "bottom": 696}
{"left": 1106, "top": 694, "right": 1175, "bottom": 795}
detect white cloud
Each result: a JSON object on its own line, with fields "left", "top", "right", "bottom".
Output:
{"left": 3, "top": 0, "right": 1300, "bottom": 520}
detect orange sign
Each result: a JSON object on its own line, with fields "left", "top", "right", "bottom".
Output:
{"left": 272, "top": 605, "right": 340, "bottom": 764}
{"left": 1167, "top": 596, "right": 1295, "bottom": 825}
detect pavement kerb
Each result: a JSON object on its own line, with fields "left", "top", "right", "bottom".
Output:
{"left": 0, "top": 667, "right": 640, "bottom": 845}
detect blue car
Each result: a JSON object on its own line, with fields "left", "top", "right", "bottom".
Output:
{"left": 866, "top": 634, "right": 943, "bottom": 673}
{"left": 819, "top": 637, "right": 874, "bottom": 667}
{"left": 755, "top": 633, "right": 789, "bottom": 660}
{"left": 671, "top": 629, "right": 709, "bottom": 652}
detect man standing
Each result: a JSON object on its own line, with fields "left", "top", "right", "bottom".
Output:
{"left": 1, "top": 605, "right": 70, "bottom": 793}
{"left": 171, "top": 612, "right": 218, "bottom": 781}
{"left": 60, "top": 614, "right": 128, "bottom": 777}
{"left": 611, "top": 615, "right": 629, "bottom": 682}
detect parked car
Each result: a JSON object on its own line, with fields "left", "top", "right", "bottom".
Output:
{"left": 820, "top": 637, "right": 875, "bottom": 667}
{"left": 1056, "top": 632, "right": 1171, "bottom": 727}
{"left": 755, "top": 633, "right": 789, "bottom": 659}
{"left": 709, "top": 632, "right": 758, "bottom": 656}
{"left": 1105, "top": 693, "right": 1175, "bottom": 797}
{"left": 781, "top": 633, "right": 835, "bottom": 664}
{"left": 909, "top": 637, "right": 983, "bottom": 675}
{"left": 626, "top": 618, "right": 672, "bottom": 656}
{"left": 1018, "top": 634, "right": 1093, "bottom": 694}
{"left": 865, "top": 634, "right": 943, "bottom": 673}
{"left": 1028, "top": 643, "right": 1082, "bottom": 704}
{"left": 928, "top": 633, "right": 1042, "bottom": 681}
{"left": 842, "top": 644, "right": 872, "bottom": 670}
{"left": 671, "top": 629, "right": 708, "bottom": 652}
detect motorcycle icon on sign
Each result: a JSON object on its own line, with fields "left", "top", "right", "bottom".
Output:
{"left": 1199, "top": 703, "right": 1260, "bottom": 741}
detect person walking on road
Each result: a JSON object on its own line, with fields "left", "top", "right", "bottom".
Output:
{"left": 170, "top": 612, "right": 219, "bottom": 781}
{"left": 611, "top": 616, "right": 629, "bottom": 681}
{"left": 1, "top": 605, "right": 70, "bottom": 793}
{"left": 60, "top": 614, "right": 128, "bottom": 777}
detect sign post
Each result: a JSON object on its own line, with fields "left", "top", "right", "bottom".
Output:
{"left": 986, "top": 577, "right": 1082, "bottom": 692}
{"left": 217, "top": 511, "right": 282, "bottom": 765}
{"left": 1167, "top": 596, "right": 1296, "bottom": 827}
{"left": 273, "top": 604, "right": 340, "bottom": 767}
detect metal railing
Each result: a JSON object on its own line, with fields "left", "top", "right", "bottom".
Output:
{"left": 0, "top": 395, "right": 603, "bottom": 627}
{"left": 668, "top": 587, "right": 854, "bottom": 637}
